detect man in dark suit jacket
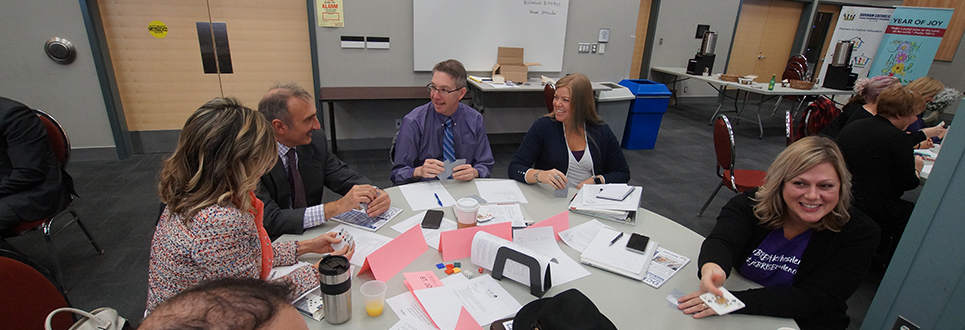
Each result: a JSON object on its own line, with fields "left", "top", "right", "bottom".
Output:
{"left": 256, "top": 83, "right": 390, "bottom": 237}
{"left": 0, "top": 97, "right": 74, "bottom": 251}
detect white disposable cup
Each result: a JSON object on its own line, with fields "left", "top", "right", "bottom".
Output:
{"left": 360, "top": 280, "right": 387, "bottom": 317}
{"left": 453, "top": 198, "right": 480, "bottom": 228}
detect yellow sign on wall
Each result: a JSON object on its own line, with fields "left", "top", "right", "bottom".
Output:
{"left": 317, "top": 0, "right": 344, "bottom": 27}
{"left": 147, "top": 20, "right": 168, "bottom": 38}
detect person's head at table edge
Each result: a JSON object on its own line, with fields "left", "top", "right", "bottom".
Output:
{"left": 549, "top": 73, "right": 603, "bottom": 132}
{"left": 877, "top": 85, "right": 927, "bottom": 131}
{"left": 429, "top": 59, "right": 468, "bottom": 117}
{"left": 159, "top": 97, "right": 277, "bottom": 222}
{"left": 140, "top": 278, "right": 308, "bottom": 330}
{"left": 849, "top": 75, "right": 899, "bottom": 105}
{"left": 754, "top": 136, "right": 852, "bottom": 232}
{"left": 259, "top": 82, "right": 321, "bottom": 148}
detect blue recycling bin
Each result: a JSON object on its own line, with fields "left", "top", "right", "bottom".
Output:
{"left": 618, "top": 79, "right": 672, "bottom": 150}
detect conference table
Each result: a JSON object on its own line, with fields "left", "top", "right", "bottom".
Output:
{"left": 651, "top": 67, "right": 854, "bottom": 139}
{"left": 279, "top": 179, "right": 798, "bottom": 329}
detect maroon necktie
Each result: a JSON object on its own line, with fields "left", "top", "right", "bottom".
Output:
{"left": 286, "top": 149, "right": 307, "bottom": 208}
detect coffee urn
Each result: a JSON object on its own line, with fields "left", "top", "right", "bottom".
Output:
{"left": 687, "top": 31, "right": 717, "bottom": 75}
{"left": 319, "top": 255, "right": 352, "bottom": 324}
{"left": 823, "top": 40, "right": 858, "bottom": 90}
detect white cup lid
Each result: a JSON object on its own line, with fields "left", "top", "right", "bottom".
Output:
{"left": 455, "top": 198, "right": 479, "bottom": 211}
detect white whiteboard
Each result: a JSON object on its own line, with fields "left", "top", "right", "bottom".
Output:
{"left": 413, "top": 0, "right": 569, "bottom": 72}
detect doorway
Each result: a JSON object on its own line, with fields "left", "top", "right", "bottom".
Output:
{"left": 727, "top": 0, "right": 804, "bottom": 82}
{"left": 97, "top": 0, "right": 315, "bottom": 150}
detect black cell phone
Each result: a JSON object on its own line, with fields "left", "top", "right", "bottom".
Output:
{"left": 421, "top": 210, "right": 444, "bottom": 229}
{"left": 625, "top": 233, "right": 650, "bottom": 254}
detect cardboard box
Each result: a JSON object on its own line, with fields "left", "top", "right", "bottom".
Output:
{"left": 491, "top": 47, "right": 541, "bottom": 83}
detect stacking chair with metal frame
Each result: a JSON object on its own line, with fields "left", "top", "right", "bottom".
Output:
{"left": 698, "top": 115, "right": 768, "bottom": 216}
{"left": 0, "top": 109, "right": 104, "bottom": 289}
{"left": 543, "top": 83, "right": 556, "bottom": 113}
{"left": 786, "top": 109, "right": 797, "bottom": 146}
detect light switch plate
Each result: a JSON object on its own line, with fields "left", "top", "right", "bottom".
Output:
{"left": 340, "top": 36, "right": 365, "bottom": 49}
{"left": 366, "top": 36, "right": 390, "bottom": 49}
{"left": 598, "top": 28, "right": 610, "bottom": 43}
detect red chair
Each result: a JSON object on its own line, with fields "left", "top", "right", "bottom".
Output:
{"left": 543, "top": 83, "right": 556, "bottom": 113}
{"left": 698, "top": 115, "right": 768, "bottom": 216}
{"left": 772, "top": 55, "right": 810, "bottom": 118}
{"left": 0, "top": 109, "right": 104, "bottom": 289}
{"left": 0, "top": 251, "right": 74, "bottom": 330}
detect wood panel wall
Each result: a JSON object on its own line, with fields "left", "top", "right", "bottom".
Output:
{"left": 98, "top": 0, "right": 220, "bottom": 131}
{"left": 903, "top": 0, "right": 965, "bottom": 61}
{"left": 630, "top": 0, "right": 653, "bottom": 79}
{"left": 98, "top": 0, "right": 314, "bottom": 131}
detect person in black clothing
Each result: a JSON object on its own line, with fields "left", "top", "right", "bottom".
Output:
{"left": 819, "top": 75, "right": 899, "bottom": 139}
{"left": 678, "top": 136, "right": 878, "bottom": 330}
{"left": 0, "top": 97, "right": 74, "bottom": 254}
{"left": 836, "top": 85, "right": 925, "bottom": 265}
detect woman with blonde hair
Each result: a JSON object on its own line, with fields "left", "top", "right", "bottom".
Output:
{"left": 678, "top": 136, "right": 878, "bottom": 330}
{"left": 820, "top": 75, "right": 900, "bottom": 138}
{"left": 508, "top": 73, "right": 629, "bottom": 189}
{"left": 905, "top": 77, "right": 947, "bottom": 148}
{"left": 147, "top": 97, "right": 353, "bottom": 312}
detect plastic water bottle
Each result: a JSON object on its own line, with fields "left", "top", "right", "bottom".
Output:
{"left": 768, "top": 74, "right": 776, "bottom": 91}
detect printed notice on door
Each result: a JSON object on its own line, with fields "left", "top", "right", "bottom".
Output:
{"left": 317, "top": 0, "right": 344, "bottom": 27}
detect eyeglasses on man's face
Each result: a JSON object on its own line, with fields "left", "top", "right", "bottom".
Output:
{"left": 426, "top": 83, "right": 463, "bottom": 95}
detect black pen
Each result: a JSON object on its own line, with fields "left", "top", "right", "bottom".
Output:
{"left": 609, "top": 232, "right": 624, "bottom": 246}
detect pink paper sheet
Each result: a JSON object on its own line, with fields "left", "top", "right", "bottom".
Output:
{"left": 529, "top": 211, "right": 570, "bottom": 240}
{"left": 357, "top": 225, "right": 428, "bottom": 281}
{"left": 455, "top": 306, "right": 482, "bottom": 330}
{"left": 403, "top": 271, "right": 444, "bottom": 291}
{"left": 438, "top": 222, "right": 512, "bottom": 261}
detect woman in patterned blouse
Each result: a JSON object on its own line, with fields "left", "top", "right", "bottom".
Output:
{"left": 146, "top": 97, "right": 354, "bottom": 313}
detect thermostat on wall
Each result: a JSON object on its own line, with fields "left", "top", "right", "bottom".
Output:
{"left": 45, "top": 37, "right": 76, "bottom": 64}
{"left": 598, "top": 28, "right": 610, "bottom": 43}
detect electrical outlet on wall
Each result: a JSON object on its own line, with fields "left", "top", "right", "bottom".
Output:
{"left": 395, "top": 119, "right": 402, "bottom": 129}
{"left": 683, "top": 86, "right": 689, "bottom": 94}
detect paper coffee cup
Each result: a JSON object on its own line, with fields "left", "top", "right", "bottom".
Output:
{"left": 453, "top": 198, "right": 479, "bottom": 228}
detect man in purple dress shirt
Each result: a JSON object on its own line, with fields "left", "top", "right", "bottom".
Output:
{"left": 390, "top": 59, "right": 494, "bottom": 185}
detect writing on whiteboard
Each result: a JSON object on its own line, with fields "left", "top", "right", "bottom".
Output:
{"left": 524, "top": 0, "right": 562, "bottom": 5}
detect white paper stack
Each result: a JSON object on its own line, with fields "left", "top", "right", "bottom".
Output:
{"left": 579, "top": 227, "right": 657, "bottom": 281}
{"left": 569, "top": 184, "right": 642, "bottom": 224}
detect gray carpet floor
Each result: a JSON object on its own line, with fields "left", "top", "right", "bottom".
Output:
{"left": 6, "top": 97, "right": 900, "bottom": 329}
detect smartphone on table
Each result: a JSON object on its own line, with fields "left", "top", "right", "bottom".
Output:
{"left": 421, "top": 210, "right": 444, "bottom": 229}
{"left": 625, "top": 233, "right": 650, "bottom": 254}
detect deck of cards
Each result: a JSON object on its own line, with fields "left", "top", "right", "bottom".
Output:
{"left": 331, "top": 228, "right": 354, "bottom": 251}
{"left": 699, "top": 287, "right": 745, "bottom": 315}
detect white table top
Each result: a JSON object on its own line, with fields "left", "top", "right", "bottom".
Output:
{"left": 468, "top": 78, "right": 612, "bottom": 92}
{"left": 279, "top": 179, "right": 797, "bottom": 329}
{"left": 652, "top": 66, "right": 853, "bottom": 97}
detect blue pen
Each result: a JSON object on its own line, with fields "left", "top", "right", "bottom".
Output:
{"left": 434, "top": 193, "right": 443, "bottom": 207}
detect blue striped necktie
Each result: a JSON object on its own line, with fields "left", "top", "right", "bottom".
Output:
{"left": 443, "top": 118, "right": 455, "bottom": 163}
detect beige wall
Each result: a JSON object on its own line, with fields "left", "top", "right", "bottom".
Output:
{"left": 0, "top": 0, "right": 116, "bottom": 157}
